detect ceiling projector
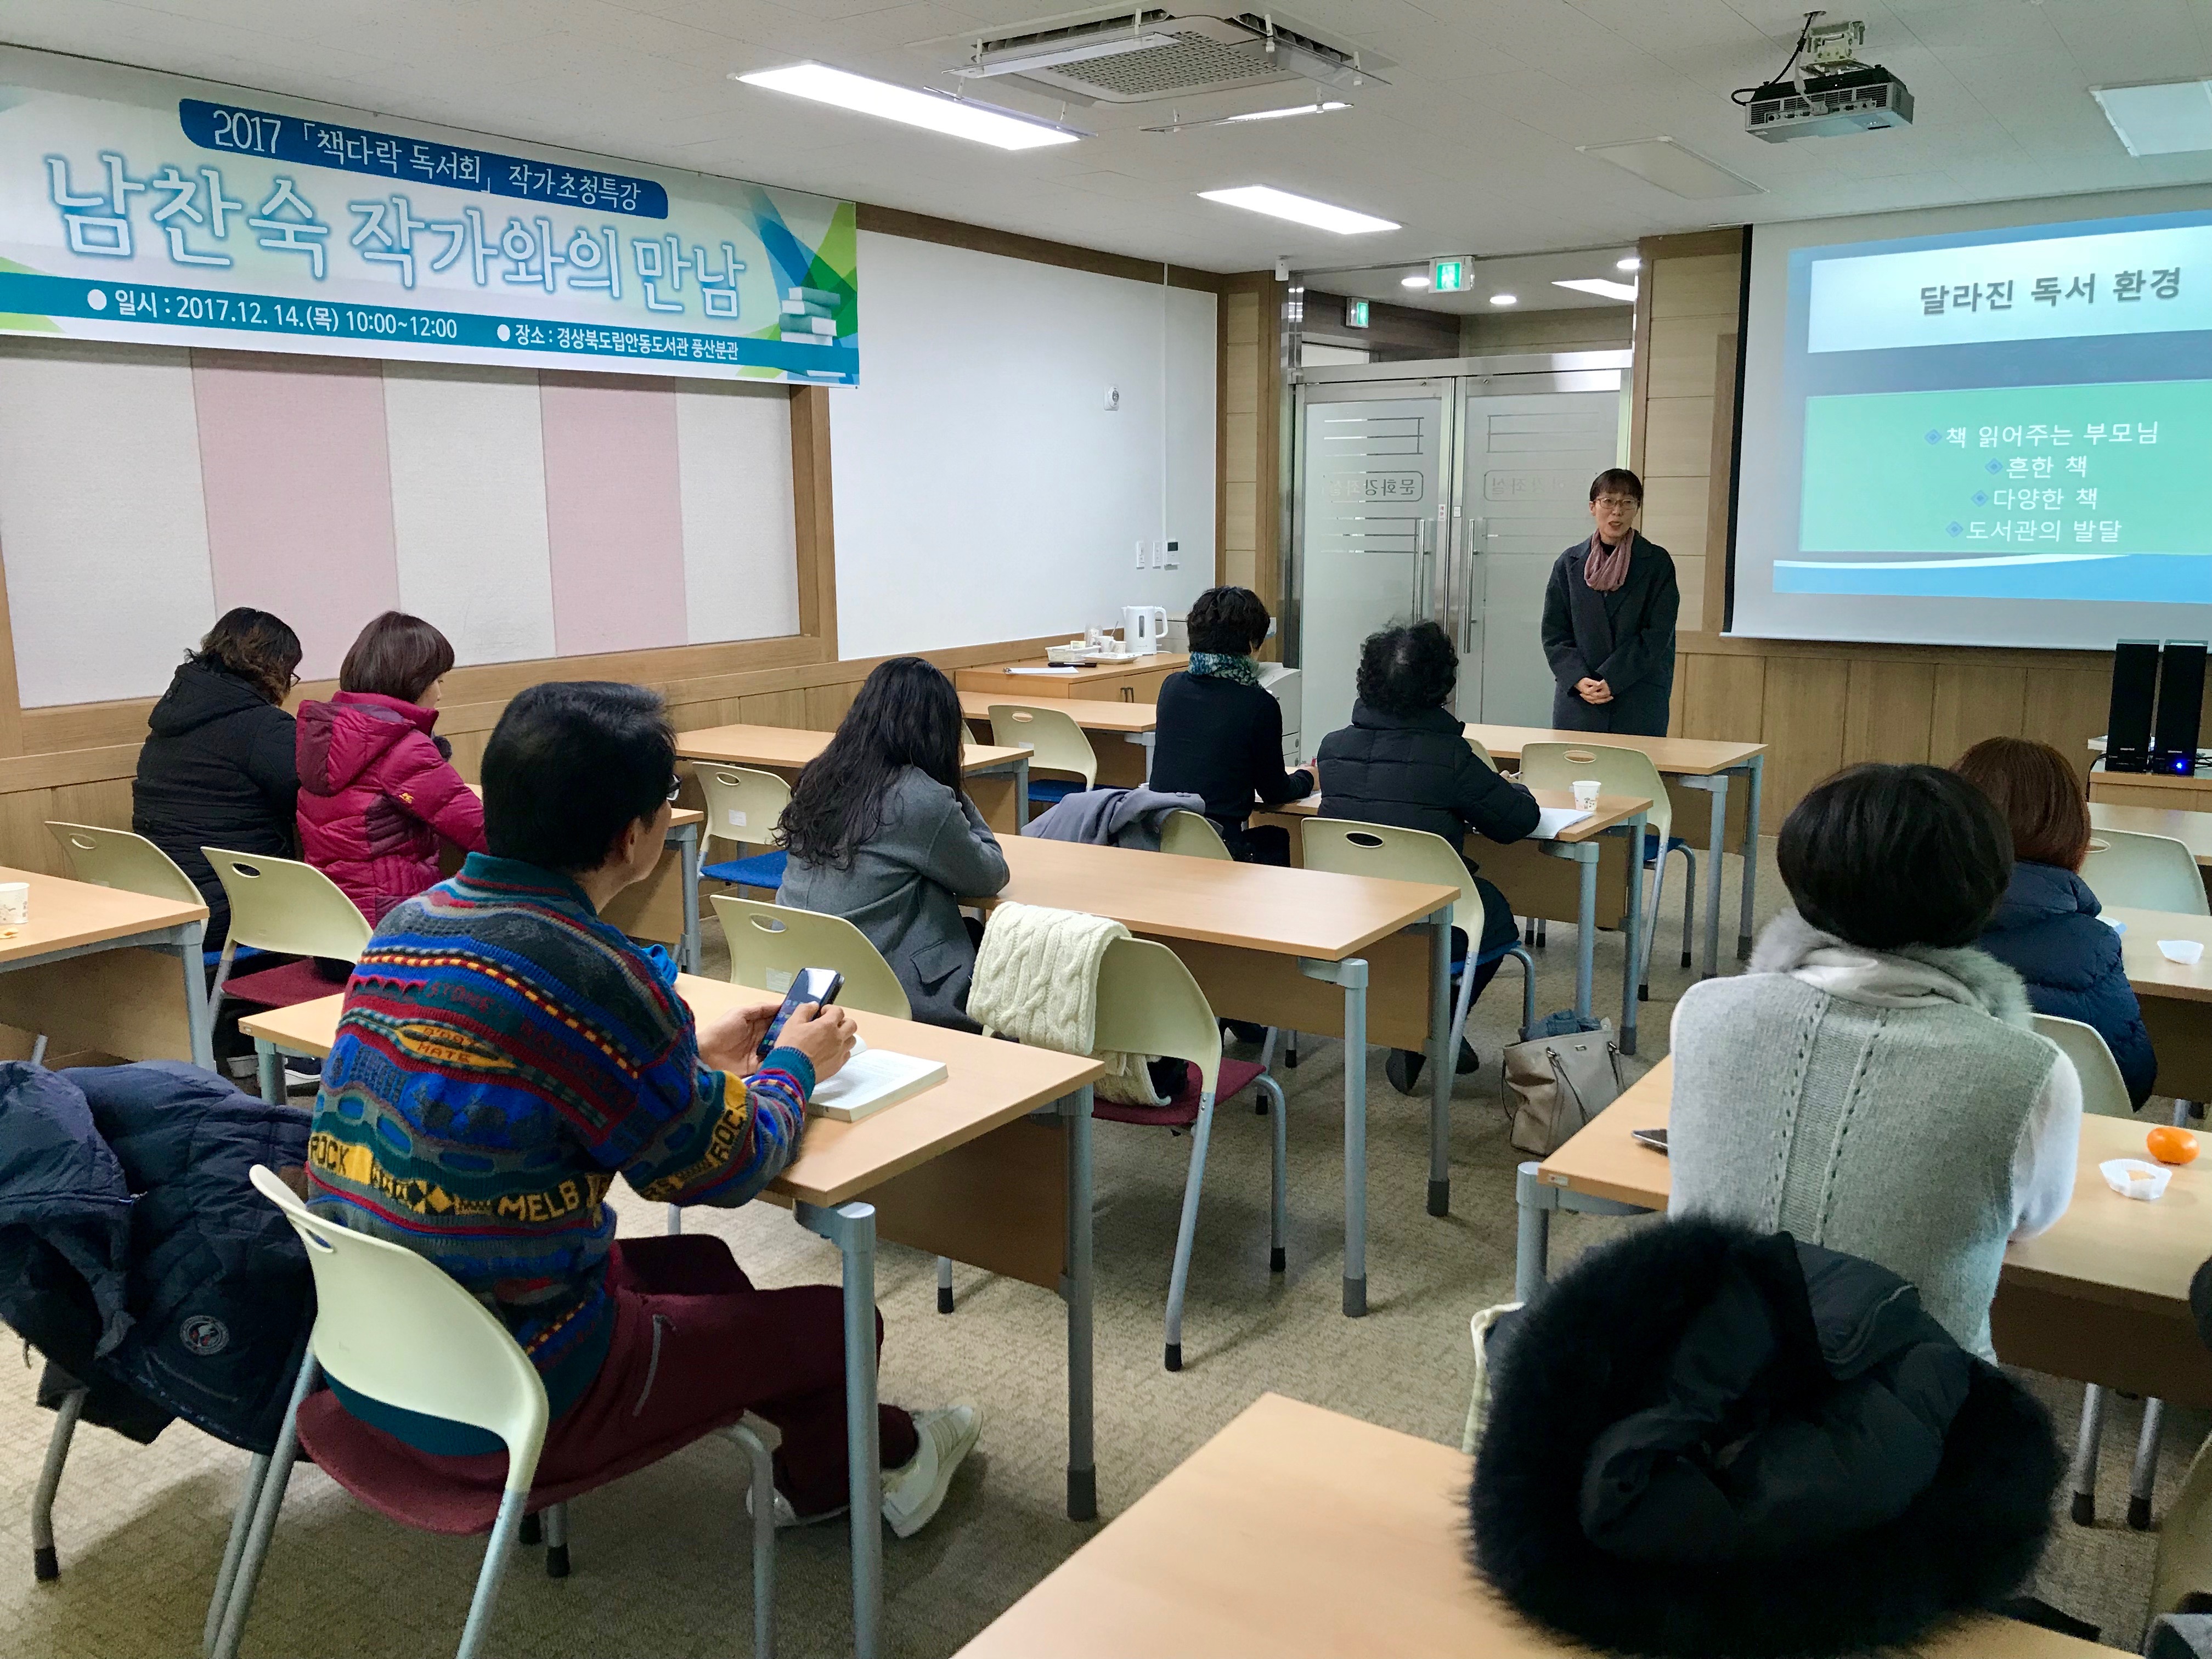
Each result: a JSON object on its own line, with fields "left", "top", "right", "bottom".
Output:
{"left": 1741, "top": 16, "right": 1912, "bottom": 142}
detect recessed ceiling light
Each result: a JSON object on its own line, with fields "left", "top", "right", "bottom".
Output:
{"left": 1401, "top": 273, "right": 1431, "bottom": 289}
{"left": 2093, "top": 80, "right": 2212, "bottom": 155}
{"left": 1579, "top": 137, "right": 1763, "bottom": 199}
{"left": 1224, "top": 100, "right": 1349, "bottom": 123}
{"left": 1489, "top": 292, "right": 1517, "bottom": 306}
{"left": 1555, "top": 278, "right": 1639, "bottom": 302}
{"left": 1616, "top": 256, "right": 1641, "bottom": 271}
{"left": 735, "top": 64, "right": 1082, "bottom": 150}
{"left": 1197, "top": 185, "right": 1398, "bottom": 235}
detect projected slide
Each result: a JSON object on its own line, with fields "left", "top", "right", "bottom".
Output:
{"left": 1735, "top": 202, "right": 2212, "bottom": 650}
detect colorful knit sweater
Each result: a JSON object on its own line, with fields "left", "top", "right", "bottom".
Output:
{"left": 306, "top": 852, "right": 811, "bottom": 1413}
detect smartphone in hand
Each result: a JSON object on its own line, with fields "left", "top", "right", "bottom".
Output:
{"left": 758, "top": 968, "right": 844, "bottom": 1059}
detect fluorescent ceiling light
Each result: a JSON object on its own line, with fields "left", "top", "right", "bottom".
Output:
{"left": 1401, "top": 273, "right": 1430, "bottom": 288}
{"left": 1197, "top": 185, "right": 1398, "bottom": 234}
{"left": 1489, "top": 292, "right": 1517, "bottom": 306}
{"left": 2093, "top": 80, "right": 2212, "bottom": 156}
{"left": 1616, "top": 255, "right": 1641, "bottom": 270}
{"left": 1555, "top": 277, "right": 1638, "bottom": 302}
{"left": 1579, "top": 137, "right": 1763, "bottom": 199}
{"left": 736, "top": 64, "right": 1081, "bottom": 150}
{"left": 1224, "top": 100, "right": 1349, "bottom": 122}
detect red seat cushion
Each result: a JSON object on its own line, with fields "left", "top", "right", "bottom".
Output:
{"left": 221, "top": 958, "right": 348, "bottom": 1010}
{"left": 1093, "top": 1057, "right": 1268, "bottom": 1127}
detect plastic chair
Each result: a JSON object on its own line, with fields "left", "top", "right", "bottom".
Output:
{"left": 1159, "top": 810, "right": 1233, "bottom": 861}
{"left": 1462, "top": 1301, "right": 1521, "bottom": 1454}
{"left": 694, "top": 765, "right": 792, "bottom": 894}
{"left": 2152, "top": 1428, "right": 2212, "bottom": 1620}
{"left": 1088, "top": 936, "right": 1287, "bottom": 1372}
{"left": 1520, "top": 742, "right": 1696, "bottom": 998}
{"left": 1465, "top": 735, "right": 1497, "bottom": 772}
{"left": 47, "top": 821, "right": 202, "bottom": 908}
{"left": 2082, "top": 829, "right": 2210, "bottom": 917}
{"left": 988, "top": 703, "right": 1096, "bottom": 809}
{"left": 2036, "top": 1014, "right": 2167, "bottom": 1531}
{"left": 712, "top": 895, "right": 909, "bottom": 1018}
{"left": 201, "top": 848, "right": 372, "bottom": 1025}
{"left": 218, "top": 1166, "right": 778, "bottom": 1659}
{"left": 1300, "top": 819, "right": 1538, "bottom": 1078}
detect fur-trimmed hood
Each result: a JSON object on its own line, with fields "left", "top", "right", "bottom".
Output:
{"left": 1750, "top": 907, "right": 2035, "bottom": 1029}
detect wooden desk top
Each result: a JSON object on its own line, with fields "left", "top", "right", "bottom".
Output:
{"left": 238, "top": 975, "right": 1101, "bottom": 1209}
{"left": 1463, "top": 724, "right": 1767, "bottom": 777}
{"left": 2090, "top": 761, "right": 2211, "bottom": 795}
{"left": 467, "top": 782, "right": 702, "bottom": 830}
{"left": 964, "top": 654, "right": 1188, "bottom": 688}
{"left": 1542, "top": 1056, "right": 2212, "bottom": 1317}
{"left": 676, "top": 724, "right": 1029, "bottom": 777}
{"left": 956, "top": 1392, "right": 2100, "bottom": 1659}
{"left": 2108, "top": 908, "right": 2212, "bottom": 1005}
{"left": 995, "top": 836, "right": 1457, "bottom": 962}
{"left": 960, "top": 692, "right": 1157, "bottom": 733}
{"left": 1266, "top": 788, "right": 1651, "bottom": 847}
{"left": 2092, "top": 802, "right": 2212, "bottom": 867}
{"left": 0, "top": 864, "right": 206, "bottom": 965}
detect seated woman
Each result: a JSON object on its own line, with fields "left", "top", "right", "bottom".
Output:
{"left": 1955, "top": 736, "right": 2156, "bottom": 1106}
{"left": 1316, "top": 620, "right": 1538, "bottom": 1080}
{"left": 133, "top": 608, "right": 303, "bottom": 950}
{"left": 297, "top": 611, "right": 486, "bottom": 927}
{"left": 778, "top": 657, "right": 1010, "bottom": 1031}
{"left": 1668, "top": 762, "right": 2082, "bottom": 1360}
{"left": 1149, "top": 586, "right": 1312, "bottom": 865}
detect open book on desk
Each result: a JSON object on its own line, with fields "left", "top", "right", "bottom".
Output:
{"left": 1530, "top": 805, "right": 1595, "bottom": 840}
{"left": 806, "top": 1041, "right": 950, "bottom": 1122}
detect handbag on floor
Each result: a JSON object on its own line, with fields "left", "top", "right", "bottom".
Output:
{"left": 1500, "top": 1020, "right": 1624, "bottom": 1156}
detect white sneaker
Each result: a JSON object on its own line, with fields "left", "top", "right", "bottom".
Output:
{"left": 744, "top": 1483, "right": 846, "bottom": 1530}
{"left": 880, "top": 1404, "right": 981, "bottom": 1539}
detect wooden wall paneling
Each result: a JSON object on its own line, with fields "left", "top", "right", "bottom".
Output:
{"left": 1218, "top": 279, "right": 1262, "bottom": 591}
{"left": 1841, "top": 659, "right": 1936, "bottom": 766}
{"left": 2022, "top": 664, "right": 2113, "bottom": 782}
{"left": 804, "top": 680, "right": 857, "bottom": 731}
{"left": 1700, "top": 333, "right": 1737, "bottom": 636}
{"left": 789, "top": 385, "right": 838, "bottom": 658}
{"left": 1760, "top": 656, "right": 1852, "bottom": 812}
{"left": 1675, "top": 651, "right": 1766, "bottom": 743}
{"left": 1258, "top": 274, "right": 1285, "bottom": 655}
{"left": 738, "top": 689, "right": 809, "bottom": 729}
{"left": 1928, "top": 664, "right": 2028, "bottom": 768}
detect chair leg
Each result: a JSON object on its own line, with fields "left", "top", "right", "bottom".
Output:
{"left": 1678, "top": 848, "right": 1698, "bottom": 970}
{"left": 1259, "top": 1075, "right": 1288, "bottom": 1273}
{"left": 543, "top": 1500, "right": 569, "bottom": 1578}
{"left": 520, "top": 1511, "right": 542, "bottom": 1547}
{"left": 211, "top": 1354, "right": 319, "bottom": 1659}
{"left": 665, "top": 1203, "right": 682, "bottom": 1235}
{"left": 724, "top": 1414, "right": 781, "bottom": 1659}
{"left": 204, "top": 1451, "right": 271, "bottom": 1658}
{"left": 2070, "top": 1384, "right": 2106, "bottom": 1525}
{"left": 28, "top": 1034, "right": 47, "bottom": 1068}
{"left": 454, "top": 1488, "right": 531, "bottom": 1659}
{"left": 1163, "top": 1094, "right": 1220, "bottom": 1373}
{"left": 1638, "top": 856, "right": 1668, "bottom": 1003}
{"left": 206, "top": 943, "right": 238, "bottom": 1036}
{"left": 1284, "top": 1030, "right": 1299, "bottom": 1068}
{"left": 2131, "top": 1397, "right": 2167, "bottom": 1531}
{"left": 30, "top": 1386, "right": 85, "bottom": 1581}
{"left": 935, "top": 1255, "right": 955, "bottom": 1314}
{"left": 1255, "top": 1028, "right": 1277, "bottom": 1109}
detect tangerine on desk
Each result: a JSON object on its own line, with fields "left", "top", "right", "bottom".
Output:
{"left": 2147, "top": 1125, "right": 2199, "bottom": 1166}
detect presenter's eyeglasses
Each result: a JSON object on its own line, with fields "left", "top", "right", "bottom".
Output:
{"left": 1594, "top": 495, "right": 1640, "bottom": 513}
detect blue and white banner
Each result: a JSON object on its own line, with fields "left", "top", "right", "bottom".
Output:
{"left": 0, "top": 46, "right": 859, "bottom": 383}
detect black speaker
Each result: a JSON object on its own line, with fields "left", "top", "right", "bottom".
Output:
{"left": 2106, "top": 639, "right": 2162, "bottom": 773}
{"left": 2154, "top": 640, "right": 2207, "bottom": 776}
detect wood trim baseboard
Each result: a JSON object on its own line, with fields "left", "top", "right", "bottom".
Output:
{"left": 856, "top": 204, "right": 1224, "bottom": 293}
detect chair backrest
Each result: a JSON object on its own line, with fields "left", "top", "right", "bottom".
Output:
{"left": 1519, "top": 741, "right": 1671, "bottom": 840}
{"left": 2032, "top": 1014, "right": 2135, "bottom": 1120}
{"left": 1158, "top": 809, "right": 1233, "bottom": 862}
{"left": 712, "top": 894, "right": 911, "bottom": 1018}
{"left": 202, "top": 848, "right": 373, "bottom": 961}
{"left": 1091, "top": 935, "right": 1222, "bottom": 1099}
{"left": 2081, "top": 828, "right": 2210, "bottom": 917}
{"left": 692, "top": 764, "right": 793, "bottom": 857}
{"left": 986, "top": 703, "right": 1096, "bottom": 787}
{"left": 248, "top": 1165, "right": 548, "bottom": 1494}
{"left": 1464, "top": 734, "right": 1497, "bottom": 772}
{"left": 46, "top": 821, "right": 203, "bottom": 907}
{"left": 2154, "top": 1426, "right": 2212, "bottom": 1620}
{"left": 1300, "top": 817, "right": 1485, "bottom": 935}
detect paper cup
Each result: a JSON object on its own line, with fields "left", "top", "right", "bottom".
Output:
{"left": 2101, "top": 1158, "right": 2172, "bottom": 1202}
{"left": 2159, "top": 939, "right": 2206, "bottom": 966}
{"left": 1571, "top": 780, "right": 1601, "bottom": 810}
{"left": 0, "top": 882, "right": 29, "bottom": 926}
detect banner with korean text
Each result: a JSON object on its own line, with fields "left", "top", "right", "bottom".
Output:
{"left": 0, "top": 47, "right": 859, "bottom": 383}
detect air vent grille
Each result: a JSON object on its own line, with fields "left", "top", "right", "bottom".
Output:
{"left": 1052, "top": 31, "right": 1268, "bottom": 95}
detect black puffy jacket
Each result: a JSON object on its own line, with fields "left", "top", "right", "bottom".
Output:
{"left": 1315, "top": 701, "right": 1539, "bottom": 856}
{"left": 1977, "top": 860, "right": 2156, "bottom": 1107}
{"left": 0, "top": 1062, "right": 312, "bottom": 1453}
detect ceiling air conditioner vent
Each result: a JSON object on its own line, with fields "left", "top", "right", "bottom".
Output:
{"left": 954, "top": 9, "right": 1387, "bottom": 105}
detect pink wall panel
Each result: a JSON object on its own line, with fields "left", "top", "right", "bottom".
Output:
{"left": 191, "top": 352, "right": 402, "bottom": 680}
{"left": 538, "top": 373, "right": 688, "bottom": 656}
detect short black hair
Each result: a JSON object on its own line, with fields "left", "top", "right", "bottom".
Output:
{"left": 1187, "top": 585, "right": 1271, "bottom": 655}
{"left": 1589, "top": 467, "right": 1644, "bottom": 504}
{"left": 1778, "top": 763, "right": 2013, "bottom": 951}
{"left": 482, "top": 681, "right": 675, "bottom": 873}
{"left": 1355, "top": 620, "right": 1458, "bottom": 715}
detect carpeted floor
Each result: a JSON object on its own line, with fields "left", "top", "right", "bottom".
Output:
{"left": 0, "top": 839, "right": 2194, "bottom": 1656}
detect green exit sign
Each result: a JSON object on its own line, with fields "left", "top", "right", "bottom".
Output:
{"left": 1345, "top": 298, "right": 1369, "bottom": 328}
{"left": 1430, "top": 257, "right": 1472, "bottom": 293}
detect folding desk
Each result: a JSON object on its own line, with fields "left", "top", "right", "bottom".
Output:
{"left": 0, "top": 865, "right": 212, "bottom": 1068}
{"left": 958, "top": 692, "right": 1157, "bottom": 787}
{"left": 992, "top": 836, "right": 1457, "bottom": 1313}
{"left": 675, "top": 723, "right": 1035, "bottom": 831}
{"left": 238, "top": 978, "right": 1103, "bottom": 1659}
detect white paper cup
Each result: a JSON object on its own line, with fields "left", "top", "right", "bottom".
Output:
{"left": 0, "top": 882, "right": 29, "bottom": 926}
{"left": 2102, "top": 1158, "right": 2172, "bottom": 1201}
{"left": 2158, "top": 939, "right": 2206, "bottom": 966}
{"left": 1571, "top": 780, "right": 1601, "bottom": 810}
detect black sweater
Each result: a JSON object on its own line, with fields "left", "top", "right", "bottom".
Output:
{"left": 1316, "top": 701, "right": 1540, "bottom": 853}
{"left": 1149, "top": 670, "right": 1312, "bottom": 824}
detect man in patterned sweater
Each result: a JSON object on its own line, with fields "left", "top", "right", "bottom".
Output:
{"left": 306, "top": 680, "right": 979, "bottom": 1533}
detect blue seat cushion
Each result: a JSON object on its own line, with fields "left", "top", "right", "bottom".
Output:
{"left": 703, "top": 849, "right": 788, "bottom": 889}
{"left": 1641, "top": 831, "right": 1693, "bottom": 865}
{"left": 1027, "top": 776, "right": 1086, "bottom": 806}
{"left": 202, "top": 944, "right": 266, "bottom": 969}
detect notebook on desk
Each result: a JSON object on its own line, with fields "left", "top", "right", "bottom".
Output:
{"left": 1531, "top": 805, "right": 1594, "bottom": 840}
{"left": 808, "top": 1046, "right": 950, "bottom": 1122}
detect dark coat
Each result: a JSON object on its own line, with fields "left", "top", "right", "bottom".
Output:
{"left": 1977, "top": 861, "right": 2156, "bottom": 1107}
{"left": 1541, "top": 534, "right": 1679, "bottom": 737}
{"left": 0, "top": 1062, "right": 313, "bottom": 1454}
{"left": 1471, "top": 1217, "right": 2059, "bottom": 1658}
{"left": 1149, "top": 670, "right": 1312, "bottom": 826}
{"left": 132, "top": 662, "right": 299, "bottom": 948}
{"left": 1315, "top": 701, "right": 1539, "bottom": 851}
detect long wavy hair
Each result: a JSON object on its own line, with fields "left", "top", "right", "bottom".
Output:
{"left": 189, "top": 607, "right": 302, "bottom": 707}
{"left": 777, "top": 657, "right": 966, "bottom": 869}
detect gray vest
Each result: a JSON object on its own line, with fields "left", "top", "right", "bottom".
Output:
{"left": 1669, "top": 968, "right": 2061, "bottom": 1359}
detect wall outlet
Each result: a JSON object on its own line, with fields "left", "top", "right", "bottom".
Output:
{"left": 1135, "top": 539, "right": 1148, "bottom": 568}
{"left": 1104, "top": 385, "right": 1120, "bottom": 411}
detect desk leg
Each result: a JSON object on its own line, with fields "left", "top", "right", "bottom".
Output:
{"left": 1572, "top": 848, "right": 1596, "bottom": 1026}
{"left": 1619, "top": 812, "right": 1646, "bottom": 1057}
{"left": 1427, "top": 907, "right": 1452, "bottom": 1218}
{"left": 173, "top": 919, "right": 213, "bottom": 1071}
{"left": 1063, "top": 1084, "right": 1096, "bottom": 1520}
{"left": 1014, "top": 758, "right": 1031, "bottom": 830}
{"left": 253, "top": 1038, "right": 283, "bottom": 1109}
{"left": 1681, "top": 773, "right": 1728, "bottom": 980}
{"left": 1739, "top": 755, "right": 1764, "bottom": 961}
{"left": 797, "top": 1199, "right": 882, "bottom": 1659}
{"left": 1130, "top": 731, "right": 1154, "bottom": 785}
{"left": 670, "top": 822, "right": 702, "bottom": 975}
{"left": 1300, "top": 955, "right": 1370, "bottom": 1316}
{"left": 1514, "top": 1162, "right": 1654, "bottom": 1304}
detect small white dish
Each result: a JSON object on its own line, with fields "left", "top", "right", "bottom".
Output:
{"left": 2158, "top": 939, "right": 2206, "bottom": 966}
{"left": 2102, "top": 1158, "right": 2172, "bottom": 1202}
{"left": 2102, "top": 916, "right": 2126, "bottom": 935}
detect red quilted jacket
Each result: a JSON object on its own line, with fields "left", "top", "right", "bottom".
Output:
{"left": 295, "top": 692, "right": 487, "bottom": 924}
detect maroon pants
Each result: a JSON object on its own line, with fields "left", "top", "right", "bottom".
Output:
{"left": 300, "top": 1234, "right": 918, "bottom": 1532}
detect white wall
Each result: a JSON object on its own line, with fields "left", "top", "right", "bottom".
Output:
{"left": 830, "top": 231, "right": 1217, "bottom": 661}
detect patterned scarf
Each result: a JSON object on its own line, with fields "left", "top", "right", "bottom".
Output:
{"left": 1584, "top": 529, "right": 1635, "bottom": 594}
{"left": 1188, "top": 652, "right": 1260, "bottom": 686}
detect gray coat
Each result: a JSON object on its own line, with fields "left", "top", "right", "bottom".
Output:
{"left": 1023, "top": 785, "right": 1205, "bottom": 851}
{"left": 777, "top": 768, "right": 1009, "bottom": 1031}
